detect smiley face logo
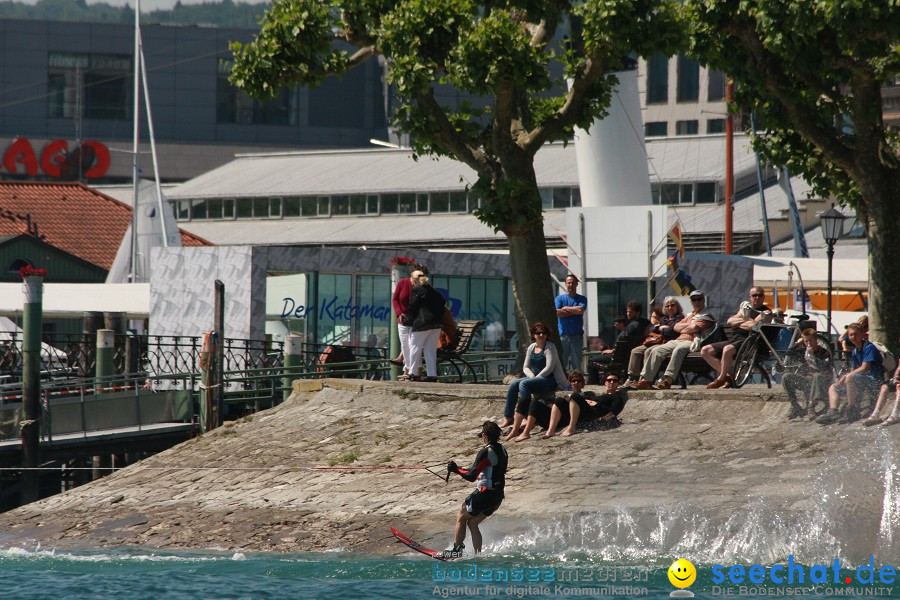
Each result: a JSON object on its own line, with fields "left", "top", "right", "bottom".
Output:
{"left": 668, "top": 558, "right": 697, "bottom": 588}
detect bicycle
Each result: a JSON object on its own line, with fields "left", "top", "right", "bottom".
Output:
{"left": 730, "top": 313, "right": 834, "bottom": 390}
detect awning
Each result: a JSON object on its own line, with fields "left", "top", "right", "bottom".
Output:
{"left": 752, "top": 257, "right": 868, "bottom": 291}
{"left": 0, "top": 283, "right": 149, "bottom": 319}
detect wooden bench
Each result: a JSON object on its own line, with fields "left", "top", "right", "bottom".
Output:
{"left": 587, "top": 335, "right": 640, "bottom": 384}
{"left": 437, "top": 319, "right": 484, "bottom": 383}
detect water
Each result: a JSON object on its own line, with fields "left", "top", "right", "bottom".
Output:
{"left": 3, "top": 431, "right": 900, "bottom": 598}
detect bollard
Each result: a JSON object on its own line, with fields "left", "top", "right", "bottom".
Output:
{"left": 283, "top": 334, "right": 303, "bottom": 401}
{"left": 95, "top": 329, "right": 115, "bottom": 392}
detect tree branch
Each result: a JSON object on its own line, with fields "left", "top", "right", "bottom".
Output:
{"left": 521, "top": 52, "right": 607, "bottom": 154}
{"left": 415, "top": 91, "right": 494, "bottom": 177}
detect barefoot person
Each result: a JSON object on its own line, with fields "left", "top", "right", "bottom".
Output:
{"left": 444, "top": 421, "right": 508, "bottom": 558}
{"left": 543, "top": 371, "right": 627, "bottom": 438}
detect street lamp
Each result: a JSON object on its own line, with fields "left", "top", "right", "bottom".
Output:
{"left": 819, "top": 203, "right": 847, "bottom": 338}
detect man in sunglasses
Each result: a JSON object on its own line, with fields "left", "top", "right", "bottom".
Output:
{"left": 701, "top": 286, "right": 776, "bottom": 389}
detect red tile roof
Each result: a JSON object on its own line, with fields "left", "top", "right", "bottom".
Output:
{"left": 0, "top": 181, "right": 212, "bottom": 271}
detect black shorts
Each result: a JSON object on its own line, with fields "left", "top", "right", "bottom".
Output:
{"left": 465, "top": 488, "right": 504, "bottom": 517}
{"left": 707, "top": 334, "right": 749, "bottom": 359}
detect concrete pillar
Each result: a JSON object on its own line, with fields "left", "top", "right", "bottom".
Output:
{"left": 283, "top": 334, "right": 303, "bottom": 401}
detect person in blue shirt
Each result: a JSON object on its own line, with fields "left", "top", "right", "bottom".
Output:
{"left": 555, "top": 274, "right": 587, "bottom": 372}
{"left": 817, "top": 322, "right": 884, "bottom": 424}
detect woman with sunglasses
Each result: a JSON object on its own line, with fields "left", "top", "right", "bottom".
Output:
{"left": 500, "top": 322, "right": 567, "bottom": 439}
{"left": 541, "top": 371, "right": 627, "bottom": 438}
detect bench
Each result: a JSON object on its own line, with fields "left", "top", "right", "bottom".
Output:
{"left": 587, "top": 335, "right": 639, "bottom": 384}
{"left": 437, "top": 319, "right": 484, "bottom": 383}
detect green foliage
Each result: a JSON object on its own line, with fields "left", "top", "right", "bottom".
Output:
{"left": 683, "top": 0, "right": 899, "bottom": 209}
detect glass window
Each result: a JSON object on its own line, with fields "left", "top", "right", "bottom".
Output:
{"left": 431, "top": 192, "right": 450, "bottom": 212}
{"left": 301, "top": 197, "right": 318, "bottom": 216}
{"left": 552, "top": 188, "right": 571, "bottom": 209}
{"left": 645, "top": 121, "right": 668, "bottom": 137}
{"left": 707, "top": 119, "right": 726, "bottom": 134}
{"left": 253, "top": 197, "right": 269, "bottom": 218}
{"left": 646, "top": 54, "right": 669, "bottom": 104}
{"left": 174, "top": 200, "right": 189, "bottom": 221}
{"left": 539, "top": 188, "right": 553, "bottom": 209}
{"left": 660, "top": 183, "right": 680, "bottom": 205}
{"left": 417, "top": 193, "right": 429, "bottom": 213}
{"left": 572, "top": 188, "right": 582, "bottom": 207}
{"left": 367, "top": 195, "right": 379, "bottom": 214}
{"left": 284, "top": 197, "right": 301, "bottom": 217}
{"left": 269, "top": 197, "right": 281, "bottom": 218}
{"left": 236, "top": 198, "right": 253, "bottom": 218}
{"left": 223, "top": 198, "right": 235, "bottom": 219}
{"left": 206, "top": 198, "right": 222, "bottom": 219}
{"left": 680, "top": 184, "right": 694, "bottom": 204}
{"left": 696, "top": 182, "right": 717, "bottom": 204}
{"left": 468, "top": 195, "right": 480, "bottom": 213}
{"left": 316, "top": 274, "right": 352, "bottom": 344}
{"left": 708, "top": 70, "right": 726, "bottom": 102}
{"left": 48, "top": 52, "right": 131, "bottom": 120}
{"left": 398, "top": 193, "right": 416, "bottom": 213}
{"left": 355, "top": 274, "right": 391, "bottom": 349}
{"left": 318, "top": 196, "right": 329, "bottom": 216}
{"left": 449, "top": 192, "right": 467, "bottom": 212}
{"left": 676, "top": 55, "right": 700, "bottom": 102}
{"left": 216, "top": 58, "right": 297, "bottom": 125}
{"left": 381, "top": 194, "right": 399, "bottom": 213}
{"left": 332, "top": 195, "right": 349, "bottom": 215}
{"left": 651, "top": 184, "right": 661, "bottom": 205}
{"left": 676, "top": 120, "right": 699, "bottom": 135}
{"left": 350, "top": 195, "right": 367, "bottom": 215}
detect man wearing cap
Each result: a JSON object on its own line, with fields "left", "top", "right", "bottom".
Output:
{"left": 444, "top": 421, "right": 508, "bottom": 558}
{"left": 630, "top": 291, "right": 715, "bottom": 390}
{"left": 555, "top": 274, "right": 587, "bottom": 372}
{"left": 701, "top": 286, "right": 776, "bottom": 389}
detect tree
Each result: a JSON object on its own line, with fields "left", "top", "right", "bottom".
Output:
{"left": 229, "top": 0, "right": 681, "bottom": 353}
{"left": 684, "top": 0, "right": 900, "bottom": 347}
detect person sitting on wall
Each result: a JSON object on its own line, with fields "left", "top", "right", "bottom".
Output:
{"left": 862, "top": 359, "right": 900, "bottom": 427}
{"left": 500, "top": 322, "right": 567, "bottom": 438}
{"left": 541, "top": 370, "right": 627, "bottom": 438}
{"left": 817, "top": 322, "right": 884, "bottom": 425}
{"left": 782, "top": 328, "right": 833, "bottom": 419}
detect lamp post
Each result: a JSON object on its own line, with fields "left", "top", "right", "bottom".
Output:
{"left": 819, "top": 203, "right": 847, "bottom": 338}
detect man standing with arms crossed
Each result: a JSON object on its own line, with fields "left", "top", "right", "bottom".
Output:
{"left": 555, "top": 274, "right": 587, "bottom": 373}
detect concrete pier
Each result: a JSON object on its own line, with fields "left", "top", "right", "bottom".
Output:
{"left": 0, "top": 380, "right": 894, "bottom": 558}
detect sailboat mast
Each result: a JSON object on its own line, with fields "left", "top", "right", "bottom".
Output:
{"left": 139, "top": 45, "right": 171, "bottom": 246}
{"left": 130, "top": 0, "right": 142, "bottom": 283}
{"left": 725, "top": 79, "right": 734, "bottom": 255}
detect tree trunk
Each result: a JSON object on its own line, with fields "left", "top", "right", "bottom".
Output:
{"left": 865, "top": 179, "right": 900, "bottom": 353}
{"left": 506, "top": 223, "right": 562, "bottom": 358}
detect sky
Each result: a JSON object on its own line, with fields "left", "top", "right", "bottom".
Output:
{"left": 18, "top": 0, "right": 269, "bottom": 11}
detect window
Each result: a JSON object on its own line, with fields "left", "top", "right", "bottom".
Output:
{"left": 216, "top": 59, "right": 297, "bottom": 125}
{"left": 381, "top": 194, "right": 399, "bottom": 213}
{"left": 645, "top": 121, "right": 668, "bottom": 137}
{"left": 332, "top": 195, "right": 349, "bottom": 215}
{"left": 676, "top": 55, "right": 700, "bottom": 102}
{"left": 572, "top": 188, "right": 582, "bottom": 207}
{"left": 552, "top": 188, "right": 571, "bottom": 209}
{"left": 708, "top": 70, "right": 726, "bottom": 102}
{"left": 301, "top": 197, "right": 318, "bottom": 216}
{"left": 350, "top": 195, "right": 367, "bottom": 215}
{"left": 398, "top": 194, "right": 416, "bottom": 213}
{"left": 680, "top": 184, "right": 694, "bottom": 204}
{"left": 367, "top": 195, "right": 379, "bottom": 214}
{"left": 449, "top": 192, "right": 467, "bottom": 212}
{"left": 707, "top": 119, "right": 726, "bottom": 134}
{"left": 237, "top": 198, "right": 253, "bottom": 218}
{"left": 8, "top": 258, "right": 32, "bottom": 274}
{"left": 223, "top": 198, "right": 235, "bottom": 219}
{"left": 431, "top": 192, "right": 450, "bottom": 212}
{"left": 646, "top": 54, "right": 669, "bottom": 104}
{"left": 253, "top": 197, "right": 269, "bottom": 218}
{"left": 284, "top": 197, "right": 302, "bottom": 217}
{"left": 48, "top": 53, "right": 131, "bottom": 120}
{"left": 269, "top": 197, "right": 281, "bottom": 218}
{"left": 696, "top": 182, "right": 717, "bottom": 203}
{"left": 417, "top": 193, "right": 429, "bottom": 213}
{"left": 191, "top": 199, "right": 208, "bottom": 220}
{"left": 676, "top": 120, "right": 699, "bottom": 135}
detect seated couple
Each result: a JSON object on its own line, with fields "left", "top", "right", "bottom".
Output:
{"left": 510, "top": 370, "right": 627, "bottom": 442}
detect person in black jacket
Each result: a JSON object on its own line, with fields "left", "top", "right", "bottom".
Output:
{"left": 403, "top": 271, "right": 446, "bottom": 382}
{"left": 444, "top": 421, "right": 508, "bottom": 558}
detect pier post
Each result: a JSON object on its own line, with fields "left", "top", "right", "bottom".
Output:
{"left": 96, "top": 329, "right": 115, "bottom": 392}
{"left": 21, "top": 268, "right": 45, "bottom": 505}
{"left": 283, "top": 334, "right": 303, "bottom": 401}
{"left": 213, "top": 280, "right": 225, "bottom": 427}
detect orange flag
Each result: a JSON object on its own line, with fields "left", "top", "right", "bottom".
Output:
{"left": 668, "top": 223, "right": 685, "bottom": 258}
